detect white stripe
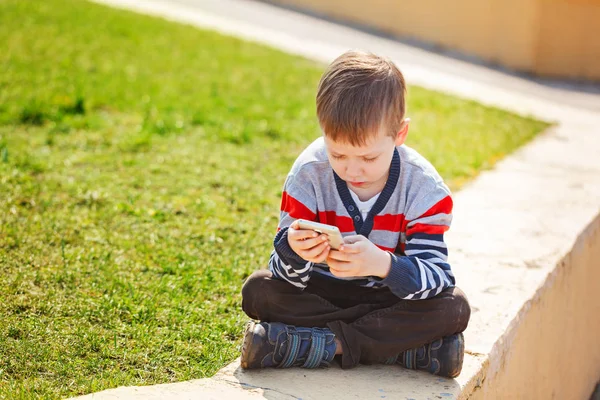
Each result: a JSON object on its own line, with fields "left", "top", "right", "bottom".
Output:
{"left": 405, "top": 259, "right": 450, "bottom": 300}
{"left": 269, "top": 262, "right": 281, "bottom": 278}
{"left": 272, "top": 259, "right": 307, "bottom": 288}
{"left": 405, "top": 248, "right": 448, "bottom": 261}
{"left": 417, "top": 258, "right": 427, "bottom": 292}
{"left": 281, "top": 263, "right": 311, "bottom": 282}
{"left": 420, "top": 259, "right": 436, "bottom": 289}
{"left": 277, "top": 272, "right": 306, "bottom": 288}
{"left": 294, "top": 261, "right": 312, "bottom": 274}
{"left": 409, "top": 238, "right": 448, "bottom": 248}
{"left": 277, "top": 263, "right": 297, "bottom": 280}
{"left": 413, "top": 257, "right": 448, "bottom": 265}
{"left": 271, "top": 252, "right": 300, "bottom": 277}
{"left": 421, "top": 259, "right": 450, "bottom": 286}
{"left": 269, "top": 256, "right": 285, "bottom": 276}
{"left": 272, "top": 255, "right": 300, "bottom": 280}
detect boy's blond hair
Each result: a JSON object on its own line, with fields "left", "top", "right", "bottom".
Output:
{"left": 316, "top": 50, "right": 407, "bottom": 146}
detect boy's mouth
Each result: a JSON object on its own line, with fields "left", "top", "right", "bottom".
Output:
{"left": 349, "top": 181, "right": 367, "bottom": 187}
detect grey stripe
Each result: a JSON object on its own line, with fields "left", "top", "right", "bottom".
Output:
{"left": 368, "top": 230, "right": 400, "bottom": 249}
{"left": 407, "top": 213, "right": 452, "bottom": 227}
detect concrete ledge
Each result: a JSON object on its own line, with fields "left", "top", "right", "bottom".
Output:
{"left": 76, "top": 1, "right": 600, "bottom": 398}
{"left": 74, "top": 123, "right": 600, "bottom": 400}
{"left": 470, "top": 213, "right": 600, "bottom": 399}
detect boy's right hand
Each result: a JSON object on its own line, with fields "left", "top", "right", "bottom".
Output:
{"left": 287, "top": 220, "right": 331, "bottom": 264}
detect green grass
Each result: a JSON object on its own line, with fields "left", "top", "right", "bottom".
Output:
{"left": 0, "top": 0, "right": 549, "bottom": 398}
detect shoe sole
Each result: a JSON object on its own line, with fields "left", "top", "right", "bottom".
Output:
{"left": 240, "top": 320, "right": 257, "bottom": 369}
{"left": 447, "top": 333, "right": 465, "bottom": 378}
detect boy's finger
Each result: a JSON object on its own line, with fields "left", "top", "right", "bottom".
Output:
{"left": 338, "top": 242, "right": 362, "bottom": 253}
{"left": 290, "top": 228, "right": 320, "bottom": 241}
{"left": 329, "top": 264, "right": 351, "bottom": 277}
{"left": 296, "top": 235, "right": 328, "bottom": 250}
{"left": 304, "top": 240, "right": 329, "bottom": 258}
{"left": 328, "top": 249, "right": 353, "bottom": 261}
{"left": 342, "top": 235, "right": 364, "bottom": 244}
{"left": 327, "top": 259, "right": 344, "bottom": 272}
{"left": 313, "top": 244, "right": 330, "bottom": 263}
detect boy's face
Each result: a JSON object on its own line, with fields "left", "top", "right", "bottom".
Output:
{"left": 324, "top": 122, "right": 408, "bottom": 193}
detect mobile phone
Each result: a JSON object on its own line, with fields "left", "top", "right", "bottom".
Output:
{"left": 296, "top": 219, "right": 344, "bottom": 250}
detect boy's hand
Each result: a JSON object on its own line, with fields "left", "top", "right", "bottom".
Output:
{"left": 327, "top": 235, "right": 391, "bottom": 279}
{"left": 287, "top": 220, "right": 331, "bottom": 264}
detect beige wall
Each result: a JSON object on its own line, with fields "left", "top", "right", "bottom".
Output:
{"left": 469, "top": 214, "right": 600, "bottom": 399}
{"left": 272, "top": 0, "right": 600, "bottom": 80}
{"left": 536, "top": 0, "right": 600, "bottom": 79}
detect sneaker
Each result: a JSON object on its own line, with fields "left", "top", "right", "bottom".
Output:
{"left": 387, "top": 333, "right": 464, "bottom": 378}
{"left": 240, "top": 321, "right": 336, "bottom": 369}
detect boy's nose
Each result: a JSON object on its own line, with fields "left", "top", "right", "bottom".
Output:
{"left": 346, "top": 163, "right": 362, "bottom": 178}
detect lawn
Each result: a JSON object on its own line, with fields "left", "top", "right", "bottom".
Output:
{"left": 0, "top": 0, "right": 549, "bottom": 398}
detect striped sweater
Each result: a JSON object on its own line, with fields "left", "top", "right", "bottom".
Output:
{"left": 269, "top": 137, "right": 455, "bottom": 300}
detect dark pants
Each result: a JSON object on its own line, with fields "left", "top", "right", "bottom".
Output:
{"left": 241, "top": 270, "right": 471, "bottom": 369}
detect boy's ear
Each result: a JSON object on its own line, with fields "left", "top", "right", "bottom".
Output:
{"left": 395, "top": 118, "right": 410, "bottom": 146}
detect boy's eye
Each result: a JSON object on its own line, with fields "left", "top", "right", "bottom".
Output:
{"left": 331, "top": 154, "right": 345, "bottom": 160}
{"left": 363, "top": 157, "right": 378, "bottom": 163}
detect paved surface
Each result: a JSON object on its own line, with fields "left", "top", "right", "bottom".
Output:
{"left": 79, "top": 1, "right": 600, "bottom": 398}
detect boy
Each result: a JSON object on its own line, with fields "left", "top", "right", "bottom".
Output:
{"left": 240, "top": 50, "right": 471, "bottom": 377}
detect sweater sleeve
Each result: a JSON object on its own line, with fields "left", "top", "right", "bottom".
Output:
{"left": 268, "top": 171, "right": 318, "bottom": 289}
{"left": 378, "top": 187, "right": 455, "bottom": 300}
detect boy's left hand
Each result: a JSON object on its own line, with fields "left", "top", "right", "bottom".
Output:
{"left": 327, "top": 235, "right": 391, "bottom": 279}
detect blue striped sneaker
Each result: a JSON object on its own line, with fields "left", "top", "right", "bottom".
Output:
{"left": 386, "top": 333, "right": 465, "bottom": 378}
{"left": 240, "top": 321, "right": 337, "bottom": 369}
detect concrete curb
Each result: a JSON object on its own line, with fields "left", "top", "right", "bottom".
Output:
{"left": 77, "top": 1, "right": 600, "bottom": 398}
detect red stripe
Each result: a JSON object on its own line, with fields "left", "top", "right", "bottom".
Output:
{"left": 372, "top": 213, "right": 405, "bottom": 231}
{"left": 375, "top": 244, "right": 396, "bottom": 252}
{"left": 421, "top": 195, "right": 453, "bottom": 218}
{"left": 407, "top": 223, "right": 448, "bottom": 236}
{"left": 280, "top": 191, "right": 317, "bottom": 221}
{"left": 403, "top": 196, "right": 452, "bottom": 233}
{"left": 317, "top": 211, "right": 355, "bottom": 233}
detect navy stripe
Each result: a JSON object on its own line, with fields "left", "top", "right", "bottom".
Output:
{"left": 408, "top": 233, "right": 444, "bottom": 241}
{"left": 333, "top": 171, "right": 363, "bottom": 232}
{"left": 408, "top": 244, "right": 448, "bottom": 255}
